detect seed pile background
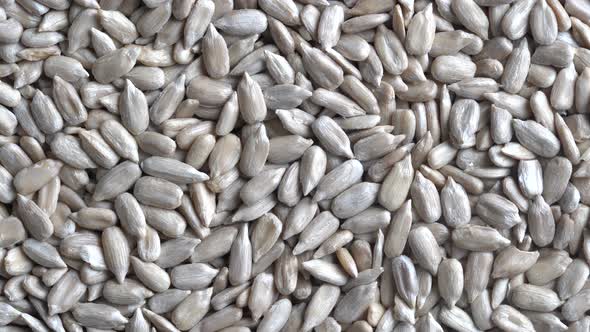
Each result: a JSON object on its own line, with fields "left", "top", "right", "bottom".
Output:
{"left": 1, "top": 0, "right": 590, "bottom": 330}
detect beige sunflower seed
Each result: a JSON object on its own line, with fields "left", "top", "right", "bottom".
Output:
{"left": 186, "top": 223, "right": 232, "bottom": 260}
{"left": 90, "top": 27, "right": 117, "bottom": 57}
{"left": 50, "top": 133, "right": 95, "bottom": 169}
{"left": 12, "top": 158, "right": 62, "bottom": 196}
{"left": 449, "top": 99, "right": 480, "bottom": 148}
{"left": 314, "top": 5, "right": 342, "bottom": 50}
{"left": 79, "top": 129, "right": 120, "bottom": 169}
{"left": 250, "top": 214, "right": 282, "bottom": 262}
{"left": 70, "top": 302, "right": 127, "bottom": 329}
{"left": 231, "top": 194, "right": 277, "bottom": 222}
{"left": 30, "top": 90, "right": 65, "bottom": 136}
{"left": 281, "top": 196, "right": 316, "bottom": 239}
{"left": 342, "top": 207, "right": 390, "bottom": 235}
{"left": 312, "top": 89, "right": 364, "bottom": 119}
{"left": 236, "top": 72, "right": 267, "bottom": 124}
{"left": 0, "top": 216, "right": 26, "bottom": 247}
{"left": 300, "top": 43, "right": 344, "bottom": 90}
{"left": 210, "top": 282, "right": 249, "bottom": 312}
{"left": 336, "top": 247, "right": 359, "bottom": 278}
{"left": 293, "top": 211, "right": 338, "bottom": 255}
{"left": 141, "top": 205, "right": 186, "bottom": 238}
{"left": 410, "top": 171, "right": 441, "bottom": 223}
{"left": 97, "top": 9, "right": 138, "bottom": 44}
{"left": 452, "top": 0, "right": 489, "bottom": 39}
{"left": 16, "top": 194, "right": 53, "bottom": 241}
{"left": 492, "top": 305, "right": 535, "bottom": 332}
{"left": 96, "top": 122, "right": 138, "bottom": 164}
{"left": 264, "top": 51, "right": 294, "bottom": 85}
{"left": 69, "top": 208, "right": 117, "bottom": 230}
{"left": 555, "top": 113, "right": 581, "bottom": 164}
{"left": 170, "top": 263, "right": 218, "bottom": 291}
{"left": 408, "top": 227, "right": 441, "bottom": 275}
{"left": 112, "top": 193, "right": 147, "bottom": 239}
{"left": 135, "top": 1, "right": 171, "bottom": 37}
{"left": 240, "top": 167, "right": 285, "bottom": 205}
{"left": 427, "top": 141, "right": 458, "bottom": 170}
{"left": 236, "top": 124, "right": 268, "bottom": 177}
{"left": 126, "top": 308, "right": 150, "bottom": 332}
{"left": 501, "top": 38, "right": 531, "bottom": 94}
{"left": 530, "top": 0, "right": 558, "bottom": 45}
{"left": 213, "top": 8, "right": 266, "bottom": 35}
{"left": 91, "top": 46, "right": 140, "bottom": 84}
{"left": 102, "top": 278, "right": 154, "bottom": 305}
{"left": 391, "top": 255, "right": 418, "bottom": 308}
{"left": 333, "top": 282, "right": 377, "bottom": 323}
{"left": 440, "top": 177, "right": 471, "bottom": 227}
{"left": 355, "top": 133, "right": 403, "bottom": 162}
{"left": 438, "top": 258, "right": 463, "bottom": 307}
{"left": 150, "top": 73, "right": 186, "bottom": 125}
{"left": 258, "top": 299, "right": 292, "bottom": 332}
{"left": 405, "top": 4, "right": 435, "bottom": 55}
{"left": 331, "top": 182, "right": 379, "bottom": 219}
{"left": 248, "top": 272, "right": 276, "bottom": 320}
{"left": 312, "top": 229, "right": 352, "bottom": 259}
{"left": 277, "top": 162, "right": 302, "bottom": 207}
{"left": 124, "top": 66, "right": 165, "bottom": 90}
{"left": 557, "top": 258, "right": 589, "bottom": 300}
{"left": 525, "top": 249, "right": 572, "bottom": 286}
{"left": 143, "top": 156, "right": 209, "bottom": 184}
{"left": 201, "top": 24, "right": 230, "bottom": 79}
{"left": 528, "top": 195, "right": 556, "bottom": 247}
{"left": 379, "top": 155, "right": 414, "bottom": 211}
{"left": 541, "top": 157, "right": 572, "bottom": 206}
{"left": 300, "top": 4, "right": 320, "bottom": 39}
{"left": 101, "top": 226, "right": 130, "bottom": 283}
{"left": 550, "top": 64, "right": 577, "bottom": 111}
{"left": 476, "top": 193, "right": 521, "bottom": 229}
{"left": 375, "top": 25, "right": 408, "bottom": 75}
{"left": 341, "top": 13, "right": 388, "bottom": 33}
{"left": 463, "top": 251, "right": 494, "bottom": 304}
{"left": 169, "top": 288, "right": 211, "bottom": 330}
{"left": 492, "top": 245, "right": 539, "bottom": 278}
{"left": 4, "top": 246, "right": 33, "bottom": 276}
{"left": 118, "top": 80, "right": 149, "bottom": 135}
{"left": 47, "top": 270, "right": 86, "bottom": 315}
{"left": 559, "top": 183, "right": 580, "bottom": 214}
{"left": 266, "top": 135, "right": 310, "bottom": 164}
{"left": 231, "top": 43, "right": 277, "bottom": 77}
{"left": 382, "top": 200, "right": 412, "bottom": 258}
{"left": 359, "top": 46, "right": 384, "bottom": 87}
{"left": 335, "top": 35, "right": 371, "bottom": 62}
{"left": 22, "top": 238, "right": 66, "bottom": 268}
{"left": 532, "top": 43, "right": 574, "bottom": 70}
{"left": 185, "top": 133, "right": 215, "bottom": 169}
{"left": 268, "top": 246, "right": 295, "bottom": 296}
{"left": 129, "top": 256, "right": 169, "bottom": 292}
{"left": 452, "top": 225, "right": 511, "bottom": 251}
{"left": 152, "top": 237, "right": 198, "bottom": 269}
{"left": 134, "top": 176, "right": 183, "bottom": 210}
{"left": 513, "top": 119, "right": 560, "bottom": 158}
{"left": 431, "top": 55, "right": 476, "bottom": 84}
{"left": 275, "top": 108, "right": 315, "bottom": 138}
{"left": 228, "top": 223, "right": 252, "bottom": 285}
{"left": 350, "top": 240, "right": 373, "bottom": 272}
{"left": 439, "top": 305, "right": 480, "bottom": 332}
{"left": 192, "top": 306, "right": 244, "bottom": 332}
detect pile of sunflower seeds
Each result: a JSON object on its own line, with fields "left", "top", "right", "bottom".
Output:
{"left": 3, "top": 0, "right": 590, "bottom": 330}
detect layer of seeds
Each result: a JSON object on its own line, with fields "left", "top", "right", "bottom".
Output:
{"left": 1, "top": 0, "right": 590, "bottom": 331}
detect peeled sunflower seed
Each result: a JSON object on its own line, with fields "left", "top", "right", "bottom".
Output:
{"left": 1, "top": 0, "right": 589, "bottom": 331}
